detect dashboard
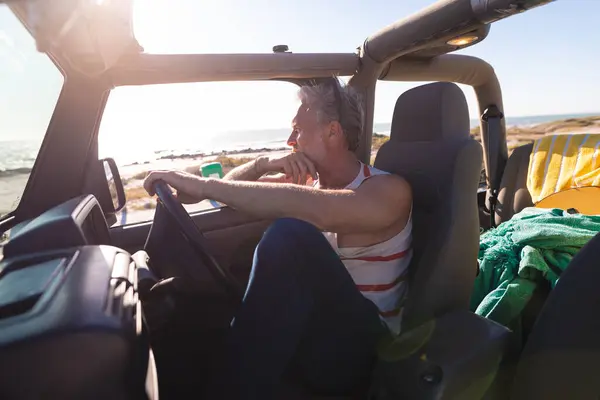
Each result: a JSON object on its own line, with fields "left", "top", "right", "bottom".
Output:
{"left": 0, "top": 195, "right": 158, "bottom": 399}
{"left": 2, "top": 194, "right": 112, "bottom": 259}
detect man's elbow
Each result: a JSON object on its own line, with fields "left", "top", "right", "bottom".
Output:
{"left": 304, "top": 201, "right": 341, "bottom": 232}
{"left": 317, "top": 214, "right": 387, "bottom": 234}
{"left": 302, "top": 210, "right": 328, "bottom": 231}
{"left": 318, "top": 181, "right": 411, "bottom": 233}
{"left": 311, "top": 213, "right": 334, "bottom": 232}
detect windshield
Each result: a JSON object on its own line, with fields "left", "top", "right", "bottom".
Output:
{"left": 0, "top": 5, "right": 64, "bottom": 219}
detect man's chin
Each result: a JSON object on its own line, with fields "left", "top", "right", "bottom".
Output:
{"left": 295, "top": 149, "right": 312, "bottom": 159}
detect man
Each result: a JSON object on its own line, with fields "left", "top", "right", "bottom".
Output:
{"left": 144, "top": 78, "right": 413, "bottom": 399}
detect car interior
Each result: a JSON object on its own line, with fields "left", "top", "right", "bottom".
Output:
{"left": 7, "top": 0, "right": 598, "bottom": 399}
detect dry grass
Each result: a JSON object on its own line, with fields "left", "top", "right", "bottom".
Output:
{"left": 212, "top": 155, "right": 254, "bottom": 169}
{"left": 125, "top": 185, "right": 151, "bottom": 201}
{"left": 471, "top": 116, "right": 600, "bottom": 144}
{"left": 535, "top": 116, "right": 600, "bottom": 133}
{"left": 129, "top": 171, "right": 150, "bottom": 181}
{"left": 123, "top": 186, "right": 156, "bottom": 210}
{"left": 372, "top": 133, "right": 390, "bottom": 151}
{"left": 369, "top": 133, "right": 390, "bottom": 165}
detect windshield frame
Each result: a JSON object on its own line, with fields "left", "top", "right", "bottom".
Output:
{"left": 0, "top": 4, "right": 67, "bottom": 224}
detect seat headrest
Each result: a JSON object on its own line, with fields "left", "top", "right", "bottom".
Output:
{"left": 390, "top": 82, "right": 470, "bottom": 142}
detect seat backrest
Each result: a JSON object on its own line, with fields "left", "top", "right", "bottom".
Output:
{"left": 374, "top": 82, "right": 482, "bottom": 328}
{"left": 494, "top": 143, "right": 534, "bottom": 225}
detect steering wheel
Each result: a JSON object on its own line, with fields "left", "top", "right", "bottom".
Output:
{"left": 152, "top": 179, "right": 244, "bottom": 300}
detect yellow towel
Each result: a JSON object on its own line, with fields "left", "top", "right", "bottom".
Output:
{"left": 527, "top": 133, "right": 600, "bottom": 203}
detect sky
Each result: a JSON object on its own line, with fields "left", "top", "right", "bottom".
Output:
{"left": 0, "top": 0, "right": 599, "bottom": 150}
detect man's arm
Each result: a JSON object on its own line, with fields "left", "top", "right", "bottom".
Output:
{"left": 222, "top": 157, "right": 266, "bottom": 181}
{"left": 203, "top": 176, "right": 410, "bottom": 233}
{"left": 180, "top": 174, "right": 408, "bottom": 233}
{"left": 222, "top": 157, "right": 289, "bottom": 183}
{"left": 223, "top": 152, "right": 317, "bottom": 185}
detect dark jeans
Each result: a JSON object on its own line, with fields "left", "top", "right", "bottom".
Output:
{"left": 208, "top": 218, "right": 388, "bottom": 399}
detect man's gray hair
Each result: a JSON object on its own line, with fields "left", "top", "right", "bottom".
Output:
{"left": 298, "top": 79, "right": 365, "bottom": 152}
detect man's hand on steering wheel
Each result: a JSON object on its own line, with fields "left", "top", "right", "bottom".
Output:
{"left": 143, "top": 172, "right": 244, "bottom": 299}
{"left": 143, "top": 170, "right": 204, "bottom": 204}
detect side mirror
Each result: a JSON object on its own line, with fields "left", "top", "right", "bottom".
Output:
{"left": 102, "top": 158, "right": 126, "bottom": 213}
{"left": 83, "top": 157, "right": 126, "bottom": 226}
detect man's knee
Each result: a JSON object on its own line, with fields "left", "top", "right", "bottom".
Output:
{"left": 255, "top": 218, "right": 321, "bottom": 260}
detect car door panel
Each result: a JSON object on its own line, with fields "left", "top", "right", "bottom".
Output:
{"left": 110, "top": 206, "right": 272, "bottom": 282}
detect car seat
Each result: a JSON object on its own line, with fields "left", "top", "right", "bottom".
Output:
{"left": 374, "top": 81, "right": 483, "bottom": 328}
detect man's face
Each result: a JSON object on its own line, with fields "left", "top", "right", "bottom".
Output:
{"left": 287, "top": 103, "right": 329, "bottom": 163}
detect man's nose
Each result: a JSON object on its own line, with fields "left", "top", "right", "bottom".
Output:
{"left": 287, "top": 131, "right": 297, "bottom": 147}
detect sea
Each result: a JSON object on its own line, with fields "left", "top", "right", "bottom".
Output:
{"left": 1, "top": 112, "right": 598, "bottom": 178}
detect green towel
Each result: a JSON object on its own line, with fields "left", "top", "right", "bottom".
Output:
{"left": 471, "top": 207, "right": 600, "bottom": 328}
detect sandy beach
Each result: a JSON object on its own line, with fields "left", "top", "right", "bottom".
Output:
{"left": 114, "top": 149, "right": 290, "bottom": 225}
{"left": 2, "top": 115, "right": 600, "bottom": 225}
{"left": 0, "top": 174, "right": 28, "bottom": 216}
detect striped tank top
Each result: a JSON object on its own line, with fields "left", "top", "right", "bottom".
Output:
{"left": 315, "top": 162, "right": 412, "bottom": 334}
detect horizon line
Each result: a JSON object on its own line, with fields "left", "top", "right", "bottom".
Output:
{"left": 2, "top": 111, "right": 599, "bottom": 141}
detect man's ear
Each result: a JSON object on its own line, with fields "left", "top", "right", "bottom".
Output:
{"left": 324, "top": 121, "right": 342, "bottom": 147}
{"left": 329, "top": 121, "right": 343, "bottom": 137}
{"left": 328, "top": 121, "right": 347, "bottom": 149}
